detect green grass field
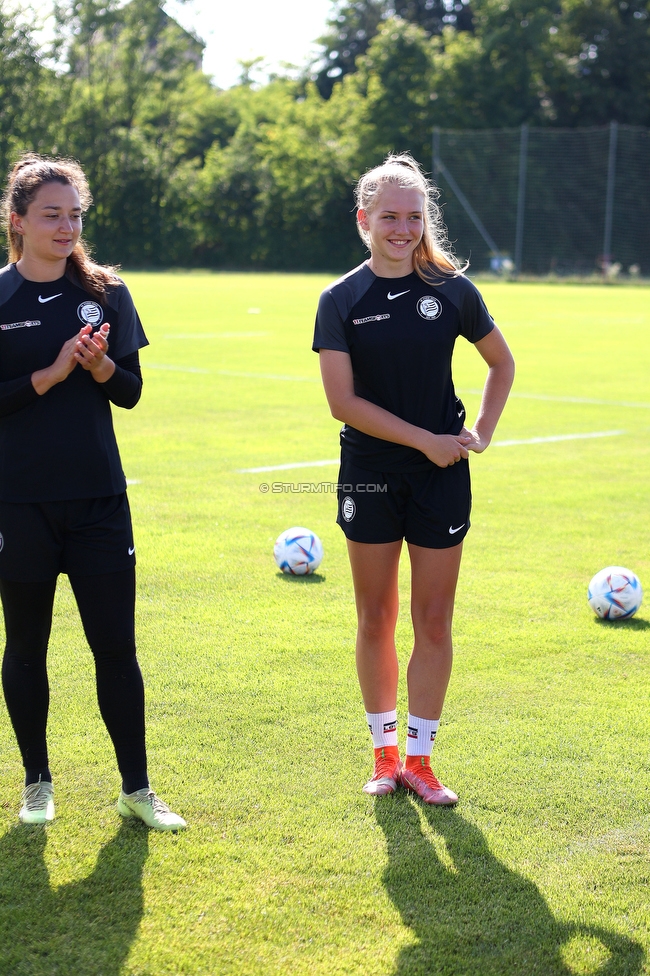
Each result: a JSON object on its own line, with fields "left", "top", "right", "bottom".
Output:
{"left": 0, "top": 273, "right": 649, "bottom": 976}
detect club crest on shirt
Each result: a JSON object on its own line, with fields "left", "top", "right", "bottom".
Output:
{"left": 77, "top": 301, "right": 104, "bottom": 326}
{"left": 341, "top": 496, "right": 356, "bottom": 522}
{"left": 417, "top": 296, "right": 442, "bottom": 320}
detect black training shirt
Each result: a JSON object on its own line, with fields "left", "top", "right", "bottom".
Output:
{"left": 0, "top": 264, "right": 148, "bottom": 501}
{"left": 313, "top": 264, "right": 495, "bottom": 471}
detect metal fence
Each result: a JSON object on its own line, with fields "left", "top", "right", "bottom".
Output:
{"left": 432, "top": 124, "right": 650, "bottom": 277}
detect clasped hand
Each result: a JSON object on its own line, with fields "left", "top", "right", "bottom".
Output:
{"left": 47, "top": 324, "right": 111, "bottom": 382}
{"left": 74, "top": 323, "right": 111, "bottom": 372}
{"left": 32, "top": 322, "right": 116, "bottom": 396}
{"left": 425, "top": 427, "right": 490, "bottom": 467}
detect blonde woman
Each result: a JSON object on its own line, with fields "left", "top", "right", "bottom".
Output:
{"left": 313, "top": 154, "right": 514, "bottom": 804}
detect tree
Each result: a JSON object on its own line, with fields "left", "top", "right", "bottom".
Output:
{"left": 423, "top": 0, "right": 650, "bottom": 129}
{"left": 313, "top": 0, "right": 473, "bottom": 98}
{"left": 546, "top": 0, "right": 650, "bottom": 126}
{"left": 338, "top": 17, "right": 436, "bottom": 165}
{"left": 51, "top": 0, "right": 221, "bottom": 265}
{"left": 4, "top": 0, "right": 647, "bottom": 272}
{"left": 0, "top": 2, "right": 58, "bottom": 200}
{"left": 387, "top": 0, "right": 473, "bottom": 34}
{"left": 314, "top": 0, "right": 386, "bottom": 98}
{"left": 195, "top": 81, "right": 361, "bottom": 270}
{"left": 427, "top": 0, "right": 562, "bottom": 128}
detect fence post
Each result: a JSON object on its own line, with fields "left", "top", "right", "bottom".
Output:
{"left": 514, "top": 123, "right": 528, "bottom": 276}
{"left": 603, "top": 120, "right": 618, "bottom": 272}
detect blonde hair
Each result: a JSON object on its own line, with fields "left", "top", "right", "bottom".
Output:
{"left": 1, "top": 153, "right": 118, "bottom": 303}
{"left": 354, "top": 153, "right": 465, "bottom": 284}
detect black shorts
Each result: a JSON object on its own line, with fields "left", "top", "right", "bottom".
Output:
{"left": 336, "top": 457, "right": 471, "bottom": 549}
{"left": 0, "top": 494, "right": 135, "bottom": 582}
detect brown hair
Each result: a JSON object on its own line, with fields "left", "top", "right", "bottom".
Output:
{"left": 354, "top": 152, "right": 466, "bottom": 284}
{"left": 1, "top": 153, "right": 118, "bottom": 303}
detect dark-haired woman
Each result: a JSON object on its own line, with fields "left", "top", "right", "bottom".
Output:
{"left": 0, "top": 154, "right": 185, "bottom": 829}
{"left": 314, "top": 154, "right": 514, "bottom": 804}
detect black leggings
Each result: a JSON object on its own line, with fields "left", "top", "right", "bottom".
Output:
{"left": 0, "top": 569, "right": 148, "bottom": 792}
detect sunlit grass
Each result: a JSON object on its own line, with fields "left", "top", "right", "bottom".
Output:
{"left": 0, "top": 274, "right": 648, "bottom": 975}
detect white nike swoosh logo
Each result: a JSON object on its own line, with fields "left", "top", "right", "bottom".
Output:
{"left": 457, "top": 410, "right": 464, "bottom": 417}
{"left": 128, "top": 546, "right": 135, "bottom": 555}
{"left": 387, "top": 290, "right": 410, "bottom": 300}
{"left": 449, "top": 524, "right": 465, "bottom": 535}
{"left": 38, "top": 293, "right": 63, "bottom": 303}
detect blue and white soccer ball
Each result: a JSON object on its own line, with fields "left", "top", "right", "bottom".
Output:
{"left": 587, "top": 566, "right": 643, "bottom": 620}
{"left": 274, "top": 527, "right": 323, "bottom": 576}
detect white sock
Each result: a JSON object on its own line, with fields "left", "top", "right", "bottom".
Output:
{"left": 405, "top": 714, "right": 439, "bottom": 757}
{"left": 365, "top": 710, "right": 398, "bottom": 748}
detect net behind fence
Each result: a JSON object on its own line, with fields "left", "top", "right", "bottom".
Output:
{"left": 432, "top": 125, "right": 650, "bottom": 277}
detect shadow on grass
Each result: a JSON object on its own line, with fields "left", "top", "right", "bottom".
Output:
{"left": 375, "top": 795, "right": 643, "bottom": 976}
{"left": 593, "top": 616, "right": 650, "bottom": 631}
{"left": 275, "top": 572, "right": 326, "bottom": 584}
{"left": 0, "top": 821, "right": 149, "bottom": 976}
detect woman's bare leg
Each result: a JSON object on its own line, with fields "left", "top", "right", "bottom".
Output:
{"left": 346, "top": 539, "right": 402, "bottom": 712}
{"left": 406, "top": 541, "right": 463, "bottom": 719}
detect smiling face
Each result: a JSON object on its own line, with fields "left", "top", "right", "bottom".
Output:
{"left": 10, "top": 181, "right": 82, "bottom": 277}
{"left": 357, "top": 184, "right": 425, "bottom": 278}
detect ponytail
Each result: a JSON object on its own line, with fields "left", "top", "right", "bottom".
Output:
{"left": 354, "top": 152, "right": 467, "bottom": 284}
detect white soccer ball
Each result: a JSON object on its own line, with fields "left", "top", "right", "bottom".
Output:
{"left": 273, "top": 527, "right": 323, "bottom": 575}
{"left": 587, "top": 566, "right": 643, "bottom": 620}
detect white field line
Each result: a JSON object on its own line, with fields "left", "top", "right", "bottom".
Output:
{"left": 144, "top": 367, "right": 650, "bottom": 408}
{"left": 145, "top": 364, "right": 318, "bottom": 381}
{"left": 239, "top": 459, "right": 339, "bottom": 474}
{"left": 237, "top": 430, "right": 626, "bottom": 473}
{"left": 459, "top": 388, "right": 650, "bottom": 409}
{"left": 162, "top": 332, "right": 269, "bottom": 339}
{"left": 146, "top": 363, "right": 210, "bottom": 374}
{"left": 493, "top": 430, "right": 625, "bottom": 447}
{"left": 216, "top": 370, "right": 318, "bottom": 382}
